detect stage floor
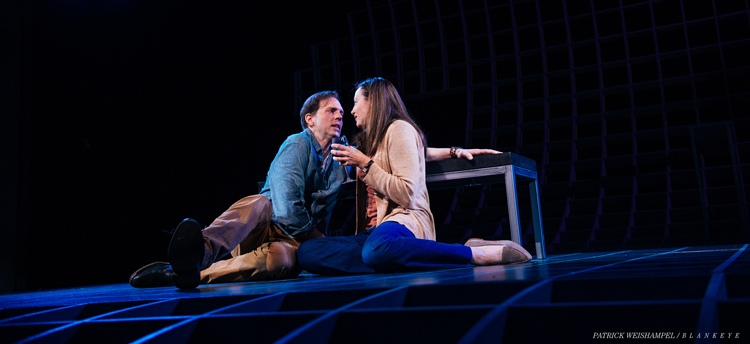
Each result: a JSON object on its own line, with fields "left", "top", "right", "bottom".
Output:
{"left": 1, "top": 244, "right": 748, "bottom": 343}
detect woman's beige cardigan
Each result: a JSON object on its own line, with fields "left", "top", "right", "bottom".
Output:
{"left": 355, "top": 120, "right": 436, "bottom": 241}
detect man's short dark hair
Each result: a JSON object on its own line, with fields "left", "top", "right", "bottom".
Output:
{"left": 299, "top": 91, "right": 339, "bottom": 129}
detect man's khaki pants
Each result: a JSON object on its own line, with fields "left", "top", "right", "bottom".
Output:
{"left": 199, "top": 195, "right": 302, "bottom": 283}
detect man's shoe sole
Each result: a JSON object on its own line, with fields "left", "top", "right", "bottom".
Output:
{"left": 168, "top": 218, "right": 204, "bottom": 289}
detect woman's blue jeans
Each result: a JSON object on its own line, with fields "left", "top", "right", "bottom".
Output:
{"left": 297, "top": 221, "right": 472, "bottom": 275}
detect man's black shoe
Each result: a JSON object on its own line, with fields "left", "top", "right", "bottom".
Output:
{"left": 168, "top": 218, "right": 204, "bottom": 289}
{"left": 129, "top": 262, "right": 175, "bottom": 288}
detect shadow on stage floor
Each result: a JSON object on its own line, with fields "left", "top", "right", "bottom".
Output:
{"left": 1, "top": 244, "right": 748, "bottom": 343}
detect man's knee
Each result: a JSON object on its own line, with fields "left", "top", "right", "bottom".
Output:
{"left": 246, "top": 195, "right": 272, "bottom": 217}
{"left": 230, "top": 194, "right": 270, "bottom": 211}
{"left": 256, "top": 194, "right": 271, "bottom": 208}
{"left": 266, "top": 242, "right": 301, "bottom": 279}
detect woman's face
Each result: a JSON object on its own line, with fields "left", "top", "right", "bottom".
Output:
{"left": 351, "top": 88, "right": 369, "bottom": 129}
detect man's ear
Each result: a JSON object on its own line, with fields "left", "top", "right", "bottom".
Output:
{"left": 305, "top": 113, "right": 315, "bottom": 128}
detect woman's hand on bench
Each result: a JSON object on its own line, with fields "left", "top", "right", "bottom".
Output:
{"left": 425, "top": 147, "right": 501, "bottom": 162}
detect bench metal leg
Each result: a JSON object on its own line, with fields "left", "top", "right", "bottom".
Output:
{"left": 504, "top": 166, "right": 523, "bottom": 246}
{"left": 529, "top": 178, "right": 546, "bottom": 259}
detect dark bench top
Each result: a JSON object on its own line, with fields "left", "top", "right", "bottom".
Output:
{"left": 425, "top": 152, "right": 536, "bottom": 175}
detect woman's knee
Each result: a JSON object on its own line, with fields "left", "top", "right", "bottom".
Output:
{"left": 362, "top": 236, "right": 398, "bottom": 271}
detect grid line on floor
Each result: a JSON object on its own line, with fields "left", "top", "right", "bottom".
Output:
{"left": 1, "top": 244, "right": 747, "bottom": 343}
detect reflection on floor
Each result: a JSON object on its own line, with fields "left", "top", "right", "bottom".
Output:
{"left": 1, "top": 244, "right": 748, "bottom": 343}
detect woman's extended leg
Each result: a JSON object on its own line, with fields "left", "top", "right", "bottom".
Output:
{"left": 361, "top": 222, "right": 532, "bottom": 271}
{"left": 361, "top": 222, "right": 473, "bottom": 272}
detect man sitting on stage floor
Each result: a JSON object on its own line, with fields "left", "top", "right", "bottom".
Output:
{"left": 129, "top": 90, "right": 496, "bottom": 289}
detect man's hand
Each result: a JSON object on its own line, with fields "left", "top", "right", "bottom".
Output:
{"left": 298, "top": 228, "right": 326, "bottom": 242}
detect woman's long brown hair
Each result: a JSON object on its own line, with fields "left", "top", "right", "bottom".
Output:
{"left": 354, "top": 77, "right": 427, "bottom": 157}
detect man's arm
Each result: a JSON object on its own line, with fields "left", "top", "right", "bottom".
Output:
{"left": 425, "top": 147, "right": 501, "bottom": 162}
{"left": 264, "top": 137, "right": 317, "bottom": 238}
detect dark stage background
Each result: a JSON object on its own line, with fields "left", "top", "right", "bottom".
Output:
{"left": 2, "top": 0, "right": 750, "bottom": 293}
{"left": 1, "top": 0, "right": 363, "bottom": 292}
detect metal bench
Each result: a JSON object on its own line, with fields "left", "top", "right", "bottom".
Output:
{"left": 424, "top": 152, "right": 546, "bottom": 259}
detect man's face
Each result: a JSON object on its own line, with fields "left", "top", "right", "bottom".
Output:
{"left": 306, "top": 97, "right": 344, "bottom": 142}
